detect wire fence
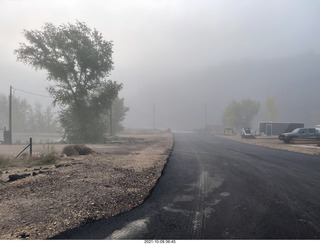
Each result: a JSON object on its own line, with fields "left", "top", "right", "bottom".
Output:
{"left": 0, "top": 132, "right": 63, "bottom": 145}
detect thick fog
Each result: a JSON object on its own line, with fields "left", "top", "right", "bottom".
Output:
{"left": 1, "top": 0, "right": 320, "bottom": 131}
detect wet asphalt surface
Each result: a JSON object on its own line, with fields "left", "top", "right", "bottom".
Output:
{"left": 52, "top": 133, "right": 320, "bottom": 239}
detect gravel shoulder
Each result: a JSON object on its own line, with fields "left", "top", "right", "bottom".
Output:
{"left": 0, "top": 133, "right": 173, "bottom": 240}
{"left": 217, "top": 135, "right": 320, "bottom": 156}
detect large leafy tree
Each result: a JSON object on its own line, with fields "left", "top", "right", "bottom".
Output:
{"left": 223, "top": 99, "right": 260, "bottom": 130}
{"left": 14, "top": 21, "right": 123, "bottom": 143}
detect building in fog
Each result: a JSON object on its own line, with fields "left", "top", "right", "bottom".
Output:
{"left": 259, "top": 122, "right": 304, "bottom": 136}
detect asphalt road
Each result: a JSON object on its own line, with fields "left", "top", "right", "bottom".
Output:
{"left": 53, "top": 133, "right": 320, "bottom": 239}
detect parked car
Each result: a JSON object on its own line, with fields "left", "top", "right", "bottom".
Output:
{"left": 278, "top": 128, "right": 320, "bottom": 143}
{"left": 241, "top": 128, "right": 255, "bottom": 139}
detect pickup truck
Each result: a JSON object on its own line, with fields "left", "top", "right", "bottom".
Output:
{"left": 278, "top": 128, "right": 320, "bottom": 143}
{"left": 241, "top": 127, "right": 256, "bottom": 139}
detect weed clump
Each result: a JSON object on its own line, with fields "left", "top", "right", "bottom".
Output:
{"left": 62, "top": 145, "right": 94, "bottom": 156}
{"left": 34, "top": 152, "right": 58, "bottom": 166}
{"left": 0, "top": 152, "right": 59, "bottom": 171}
{"left": 0, "top": 155, "right": 12, "bottom": 170}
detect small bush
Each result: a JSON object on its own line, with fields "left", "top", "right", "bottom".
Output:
{"left": 34, "top": 152, "right": 58, "bottom": 166}
{"left": 0, "top": 152, "right": 58, "bottom": 170}
{"left": 0, "top": 155, "right": 12, "bottom": 169}
{"left": 62, "top": 145, "right": 94, "bottom": 156}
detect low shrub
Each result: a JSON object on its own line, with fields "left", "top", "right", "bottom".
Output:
{"left": 34, "top": 152, "right": 58, "bottom": 166}
{"left": 0, "top": 152, "right": 58, "bottom": 170}
{"left": 62, "top": 145, "right": 94, "bottom": 156}
{"left": 0, "top": 155, "right": 11, "bottom": 169}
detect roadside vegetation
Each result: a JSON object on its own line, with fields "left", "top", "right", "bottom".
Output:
{"left": 0, "top": 144, "right": 95, "bottom": 172}
{"left": 61, "top": 145, "right": 94, "bottom": 156}
{"left": 0, "top": 152, "right": 59, "bottom": 172}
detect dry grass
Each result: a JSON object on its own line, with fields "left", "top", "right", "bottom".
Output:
{"left": 0, "top": 152, "right": 59, "bottom": 171}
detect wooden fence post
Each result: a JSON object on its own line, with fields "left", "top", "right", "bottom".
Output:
{"left": 30, "top": 138, "right": 32, "bottom": 156}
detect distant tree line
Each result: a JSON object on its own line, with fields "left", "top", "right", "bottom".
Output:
{"left": 0, "top": 93, "right": 59, "bottom": 133}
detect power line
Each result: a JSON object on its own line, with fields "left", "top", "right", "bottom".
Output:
{"left": 129, "top": 106, "right": 151, "bottom": 117}
{"left": 12, "top": 87, "right": 52, "bottom": 98}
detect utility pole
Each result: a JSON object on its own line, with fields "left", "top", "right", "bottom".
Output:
{"left": 110, "top": 103, "right": 113, "bottom": 136}
{"left": 9, "top": 86, "right": 12, "bottom": 144}
{"left": 204, "top": 103, "right": 207, "bottom": 131}
{"left": 153, "top": 104, "right": 155, "bottom": 130}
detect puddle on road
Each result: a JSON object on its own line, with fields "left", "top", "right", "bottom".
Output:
{"left": 163, "top": 204, "right": 190, "bottom": 215}
{"left": 201, "top": 171, "right": 224, "bottom": 194}
{"left": 174, "top": 195, "right": 194, "bottom": 202}
{"left": 162, "top": 171, "right": 229, "bottom": 233}
{"left": 220, "top": 192, "right": 231, "bottom": 197}
{"left": 204, "top": 206, "right": 215, "bottom": 218}
{"left": 213, "top": 199, "right": 221, "bottom": 205}
{"left": 106, "top": 217, "right": 150, "bottom": 239}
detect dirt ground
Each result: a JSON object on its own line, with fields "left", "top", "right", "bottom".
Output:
{"left": 1, "top": 132, "right": 319, "bottom": 240}
{"left": 218, "top": 135, "right": 320, "bottom": 156}
{"left": 0, "top": 133, "right": 173, "bottom": 240}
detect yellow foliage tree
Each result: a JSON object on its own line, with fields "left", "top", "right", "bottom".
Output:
{"left": 265, "top": 96, "right": 279, "bottom": 122}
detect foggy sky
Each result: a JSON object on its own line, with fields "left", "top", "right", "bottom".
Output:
{"left": 1, "top": 0, "right": 320, "bottom": 130}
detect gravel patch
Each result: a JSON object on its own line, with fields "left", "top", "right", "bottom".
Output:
{"left": 218, "top": 135, "right": 320, "bottom": 156}
{"left": 0, "top": 133, "right": 173, "bottom": 240}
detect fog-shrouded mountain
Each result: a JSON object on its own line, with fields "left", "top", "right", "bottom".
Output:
{"left": 124, "top": 52, "right": 320, "bottom": 130}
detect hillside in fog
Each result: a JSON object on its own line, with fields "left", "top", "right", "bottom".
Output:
{"left": 133, "top": 52, "right": 320, "bottom": 130}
